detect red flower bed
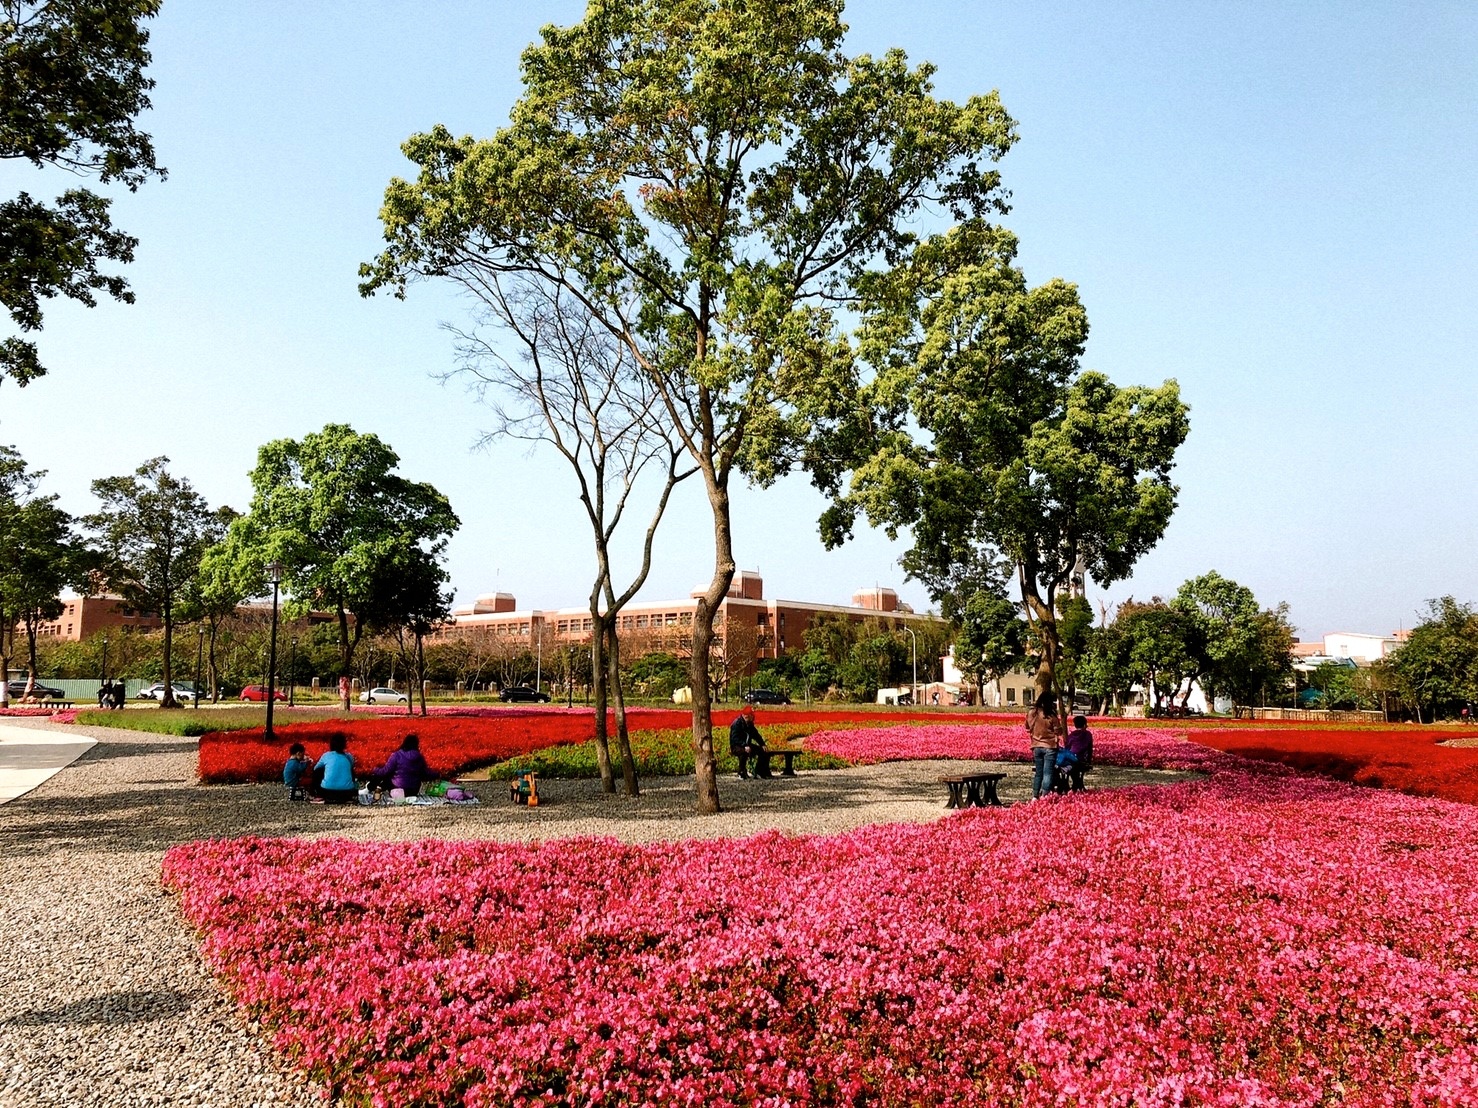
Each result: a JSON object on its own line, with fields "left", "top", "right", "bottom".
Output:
{"left": 1186, "top": 726, "right": 1478, "bottom": 805}
{"left": 200, "top": 709, "right": 673, "bottom": 784}
{"left": 196, "top": 707, "right": 995, "bottom": 784}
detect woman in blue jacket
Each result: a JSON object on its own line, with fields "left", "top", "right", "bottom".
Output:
{"left": 312, "top": 733, "right": 358, "bottom": 804}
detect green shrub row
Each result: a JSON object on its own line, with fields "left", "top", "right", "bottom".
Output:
{"left": 488, "top": 723, "right": 854, "bottom": 779}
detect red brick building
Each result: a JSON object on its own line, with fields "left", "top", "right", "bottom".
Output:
{"left": 29, "top": 595, "right": 163, "bottom": 641}
{"left": 436, "top": 572, "right": 941, "bottom": 676}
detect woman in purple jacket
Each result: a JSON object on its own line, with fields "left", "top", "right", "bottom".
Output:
{"left": 370, "top": 734, "right": 436, "bottom": 797}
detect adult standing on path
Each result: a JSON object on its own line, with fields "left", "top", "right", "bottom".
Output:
{"left": 1025, "top": 693, "right": 1064, "bottom": 799}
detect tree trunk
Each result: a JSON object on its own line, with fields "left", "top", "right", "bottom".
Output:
{"left": 590, "top": 613, "right": 615, "bottom": 793}
{"left": 417, "top": 632, "right": 428, "bottom": 717}
{"left": 338, "top": 606, "right": 353, "bottom": 710}
{"left": 160, "top": 604, "right": 177, "bottom": 708}
{"left": 208, "top": 621, "right": 220, "bottom": 703}
{"left": 607, "top": 624, "right": 638, "bottom": 796}
{"left": 159, "top": 608, "right": 178, "bottom": 712}
{"left": 24, "top": 622, "right": 38, "bottom": 697}
{"left": 689, "top": 481, "right": 734, "bottom": 815}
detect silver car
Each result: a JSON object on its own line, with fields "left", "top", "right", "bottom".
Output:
{"left": 359, "top": 687, "right": 408, "bottom": 705}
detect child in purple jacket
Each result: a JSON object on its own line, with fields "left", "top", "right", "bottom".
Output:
{"left": 1056, "top": 715, "right": 1094, "bottom": 792}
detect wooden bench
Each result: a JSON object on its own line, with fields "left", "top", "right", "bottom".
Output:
{"left": 941, "top": 772, "right": 1006, "bottom": 809}
{"left": 750, "top": 747, "right": 803, "bottom": 777}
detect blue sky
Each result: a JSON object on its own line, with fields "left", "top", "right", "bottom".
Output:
{"left": 2, "top": 1, "right": 1474, "bottom": 638}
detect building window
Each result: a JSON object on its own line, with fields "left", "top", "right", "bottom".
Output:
{"left": 665, "top": 612, "right": 677, "bottom": 626}
{"left": 1006, "top": 687, "right": 1017, "bottom": 704}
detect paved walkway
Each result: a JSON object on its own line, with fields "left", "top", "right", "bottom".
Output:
{"left": 0, "top": 720, "right": 95, "bottom": 804}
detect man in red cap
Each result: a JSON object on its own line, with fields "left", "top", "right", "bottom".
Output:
{"left": 728, "top": 704, "right": 770, "bottom": 779}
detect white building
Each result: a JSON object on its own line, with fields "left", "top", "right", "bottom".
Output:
{"left": 1320, "top": 632, "right": 1399, "bottom": 664}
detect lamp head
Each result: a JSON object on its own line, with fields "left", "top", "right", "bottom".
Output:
{"left": 266, "top": 560, "right": 283, "bottom": 584}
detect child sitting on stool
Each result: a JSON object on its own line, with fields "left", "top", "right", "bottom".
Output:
{"left": 1055, "top": 715, "right": 1094, "bottom": 792}
{"left": 283, "top": 742, "right": 311, "bottom": 801}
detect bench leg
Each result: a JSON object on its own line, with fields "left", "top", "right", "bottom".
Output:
{"left": 980, "top": 779, "right": 1002, "bottom": 807}
{"left": 945, "top": 782, "right": 965, "bottom": 809}
{"left": 782, "top": 753, "right": 798, "bottom": 777}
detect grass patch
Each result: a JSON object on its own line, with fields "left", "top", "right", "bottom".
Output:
{"left": 488, "top": 723, "right": 855, "bottom": 779}
{"left": 74, "top": 707, "right": 350, "bottom": 737}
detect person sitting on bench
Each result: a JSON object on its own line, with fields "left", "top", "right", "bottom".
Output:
{"left": 1056, "top": 715, "right": 1094, "bottom": 792}
{"left": 369, "top": 734, "right": 437, "bottom": 798}
{"left": 728, "top": 705, "right": 771, "bottom": 779}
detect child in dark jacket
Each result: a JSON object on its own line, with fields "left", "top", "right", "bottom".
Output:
{"left": 283, "top": 742, "right": 311, "bottom": 800}
{"left": 1056, "top": 715, "right": 1093, "bottom": 792}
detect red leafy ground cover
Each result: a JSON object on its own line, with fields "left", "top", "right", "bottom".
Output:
{"left": 1185, "top": 725, "right": 1478, "bottom": 805}
{"left": 195, "top": 708, "right": 990, "bottom": 784}
{"left": 198, "top": 710, "right": 678, "bottom": 784}
{"left": 164, "top": 754, "right": 1478, "bottom": 1106}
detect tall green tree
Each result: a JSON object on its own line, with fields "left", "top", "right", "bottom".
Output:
{"left": 374, "top": 544, "right": 453, "bottom": 718}
{"left": 234, "top": 424, "right": 459, "bottom": 710}
{"left": 176, "top": 507, "right": 245, "bottom": 702}
{"left": 0, "top": 444, "right": 38, "bottom": 702}
{"left": 1386, "top": 597, "right": 1478, "bottom": 722}
{"left": 0, "top": 0, "right": 165, "bottom": 387}
{"left": 1172, "top": 570, "right": 1293, "bottom": 709}
{"left": 1118, "top": 600, "right": 1203, "bottom": 713}
{"left": 362, "top": 0, "right": 1016, "bottom": 813}
{"left": 837, "top": 261, "right": 1190, "bottom": 717}
{"left": 953, "top": 591, "right": 1026, "bottom": 706}
{"left": 0, "top": 447, "right": 93, "bottom": 700}
{"left": 86, "top": 457, "right": 217, "bottom": 708}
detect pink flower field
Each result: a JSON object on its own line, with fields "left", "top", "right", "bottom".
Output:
{"left": 804, "top": 723, "right": 1247, "bottom": 773}
{"left": 164, "top": 751, "right": 1478, "bottom": 1106}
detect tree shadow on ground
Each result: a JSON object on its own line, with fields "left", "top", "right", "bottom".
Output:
{"left": 6, "top": 988, "right": 194, "bottom": 1027}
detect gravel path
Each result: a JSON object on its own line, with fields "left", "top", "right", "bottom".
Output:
{"left": 0, "top": 718, "right": 1193, "bottom": 1106}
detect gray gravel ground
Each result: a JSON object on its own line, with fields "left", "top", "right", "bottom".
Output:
{"left": 0, "top": 717, "right": 1192, "bottom": 1107}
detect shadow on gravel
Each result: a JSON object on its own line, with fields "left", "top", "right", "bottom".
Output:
{"left": 73, "top": 739, "right": 194, "bottom": 762}
{"left": 6, "top": 988, "right": 193, "bottom": 1027}
{"left": 0, "top": 784, "right": 365, "bottom": 857}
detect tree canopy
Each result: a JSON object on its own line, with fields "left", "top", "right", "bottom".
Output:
{"left": 1385, "top": 597, "right": 1478, "bottom": 721}
{"left": 0, "top": 0, "right": 165, "bottom": 387}
{"left": 362, "top": 0, "right": 1018, "bottom": 812}
{"left": 233, "top": 424, "right": 459, "bottom": 709}
{"left": 86, "top": 457, "right": 217, "bottom": 707}
{"left": 1172, "top": 570, "right": 1293, "bottom": 707}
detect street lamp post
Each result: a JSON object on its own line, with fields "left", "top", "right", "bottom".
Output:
{"left": 905, "top": 626, "right": 918, "bottom": 707}
{"left": 194, "top": 627, "right": 204, "bottom": 709}
{"left": 535, "top": 625, "right": 543, "bottom": 693}
{"left": 288, "top": 637, "right": 297, "bottom": 707}
{"left": 265, "top": 561, "right": 282, "bottom": 739}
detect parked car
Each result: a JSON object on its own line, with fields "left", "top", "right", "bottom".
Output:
{"left": 499, "top": 685, "right": 550, "bottom": 703}
{"left": 136, "top": 682, "right": 198, "bottom": 701}
{"left": 742, "top": 688, "right": 791, "bottom": 705}
{"left": 239, "top": 684, "right": 287, "bottom": 702}
{"left": 359, "top": 687, "right": 408, "bottom": 705}
{"left": 5, "top": 679, "right": 66, "bottom": 700}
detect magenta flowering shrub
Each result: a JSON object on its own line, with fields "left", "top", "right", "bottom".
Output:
{"left": 165, "top": 769, "right": 1478, "bottom": 1106}
{"left": 804, "top": 723, "right": 1247, "bottom": 773}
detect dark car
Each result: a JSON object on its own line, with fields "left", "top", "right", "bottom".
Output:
{"left": 499, "top": 685, "right": 550, "bottom": 703}
{"left": 240, "top": 684, "right": 287, "bottom": 702}
{"left": 5, "top": 679, "right": 66, "bottom": 700}
{"left": 742, "top": 688, "right": 791, "bottom": 706}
